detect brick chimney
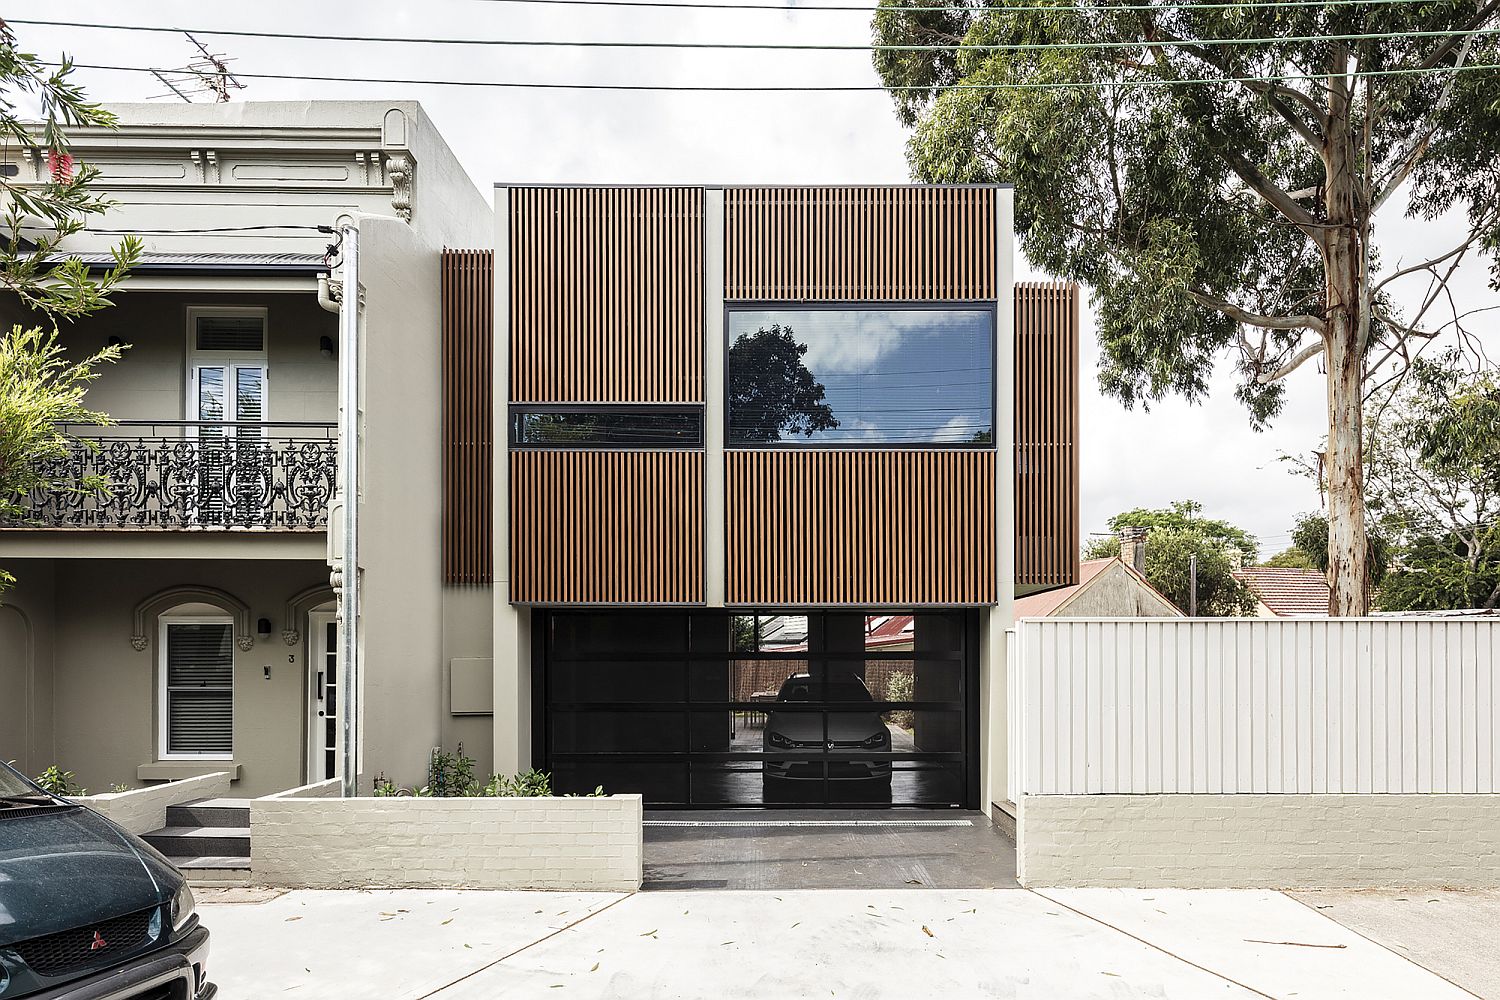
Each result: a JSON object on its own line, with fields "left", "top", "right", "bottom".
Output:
{"left": 1119, "top": 526, "right": 1148, "bottom": 573}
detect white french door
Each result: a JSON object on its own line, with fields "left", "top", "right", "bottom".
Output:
{"left": 190, "top": 364, "right": 267, "bottom": 524}
{"left": 306, "top": 611, "right": 342, "bottom": 783}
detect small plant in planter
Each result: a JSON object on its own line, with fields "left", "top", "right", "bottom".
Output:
{"left": 35, "top": 766, "right": 85, "bottom": 796}
{"left": 371, "top": 749, "right": 606, "bottom": 798}
{"left": 109, "top": 782, "right": 131, "bottom": 793}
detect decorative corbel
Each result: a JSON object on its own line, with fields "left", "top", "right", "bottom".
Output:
{"left": 387, "top": 152, "right": 413, "bottom": 222}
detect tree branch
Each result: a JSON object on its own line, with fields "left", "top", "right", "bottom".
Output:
{"left": 1257, "top": 340, "right": 1326, "bottom": 384}
{"left": 1186, "top": 288, "right": 1326, "bottom": 333}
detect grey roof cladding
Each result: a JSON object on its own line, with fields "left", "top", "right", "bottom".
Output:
{"left": 50, "top": 251, "right": 327, "bottom": 275}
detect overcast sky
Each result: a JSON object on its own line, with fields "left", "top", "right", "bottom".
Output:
{"left": 12, "top": 2, "right": 1493, "bottom": 558}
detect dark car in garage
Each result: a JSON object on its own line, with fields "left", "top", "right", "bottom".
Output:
{"left": 764, "top": 673, "right": 893, "bottom": 785}
{"left": 0, "top": 761, "right": 214, "bottom": 999}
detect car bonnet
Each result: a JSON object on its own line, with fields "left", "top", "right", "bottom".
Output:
{"left": 0, "top": 807, "right": 167, "bottom": 947}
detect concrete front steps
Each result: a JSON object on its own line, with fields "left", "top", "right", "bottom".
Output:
{"left": 144, "top": 798, "right": 253, "bottom": 887}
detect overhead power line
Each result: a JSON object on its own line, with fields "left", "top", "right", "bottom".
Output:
{"left": 61, "top": 59, "right": 1500, "bottom": 91}
{"left": 464, "top": 0, "right": 1485, "bottom": 11}
{"left": 19, "top": 18, "right": 1500, "bottom": 52}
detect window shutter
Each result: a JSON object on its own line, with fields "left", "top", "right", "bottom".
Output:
{"left": 166, "top": 622, "right": 234, "bottom": 755}
{"left": 195, "top": 316, "right": 265, "bottom": 352}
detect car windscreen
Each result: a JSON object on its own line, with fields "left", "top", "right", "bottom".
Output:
{"left": 0, "top": 761, "right": 62, "bottom": 810}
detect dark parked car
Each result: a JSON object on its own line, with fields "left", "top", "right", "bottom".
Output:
{"left": 0, "top": 762, "right": 214, "bottom": 999}
{"left": 764, "top": 674, "right": 892, "bottom": 784}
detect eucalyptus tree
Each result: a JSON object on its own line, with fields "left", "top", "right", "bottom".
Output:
{"left": 874, "top": 0, "right": 1500, "bottom": 613}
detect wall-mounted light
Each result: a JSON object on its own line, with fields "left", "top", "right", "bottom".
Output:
{"left": 319, "top": 335, "right": 334, "bottom": 358}
{"left": 107, "top": 336, "right": 124, "bottom": 349}
{"left": 257, "top": 617, "right": 273, "bottom": 639}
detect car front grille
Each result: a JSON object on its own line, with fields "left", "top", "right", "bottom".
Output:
{"left": 12, "top": 906, "right": 156, "bottom": 978}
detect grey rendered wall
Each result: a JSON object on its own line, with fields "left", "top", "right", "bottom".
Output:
{"left": 1, "top": 558, "right": 326, "bottom": 797}
{"left": 0, "top": 561, "right": 56, "bottom": 775}
{"left": 0, "top": 292, "right": 337, "bottom": 424}
{"left": 354, "top": 106, "right": 492, "bottom": 789}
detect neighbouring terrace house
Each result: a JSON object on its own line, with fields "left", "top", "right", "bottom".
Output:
{"left": 0, "top": 102, "right": 492, "bottom": 797}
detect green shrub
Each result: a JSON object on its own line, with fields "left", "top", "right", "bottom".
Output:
{"left": 370, "top": 749, "right": 603, "bottom": 798}
{"left": 35, "top": 765, "right": 85, "bottom": 796}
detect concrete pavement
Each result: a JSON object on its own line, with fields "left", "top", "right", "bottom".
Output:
{"left": 200, "top": 887, "right": 1483, "bottom": 999}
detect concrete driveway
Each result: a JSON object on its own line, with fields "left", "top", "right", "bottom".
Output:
{"left": 199, "top": 887, "right": 1487, "bottom": 999}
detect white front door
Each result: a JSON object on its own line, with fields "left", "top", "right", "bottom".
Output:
{"left": 306, "top": 611, "right": 342, "bottom": 783}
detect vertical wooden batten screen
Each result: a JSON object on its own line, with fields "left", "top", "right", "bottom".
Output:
{"left": 508, "top": 186, "right": 704, "bottom": 403}
{"left": 1015, "top": 281, "right": 1080, "bottom": 590}
{"left": 726, "top": 450, "right": 995, "bottom": 605}
{"left": 441, "top": 248, "right": 494, "bottom": 585}
{"left": 510, "top": 451, "right": 704, "bottom": 604}
{"left": 723, "top": 186, "right": 997, "bottom": 301}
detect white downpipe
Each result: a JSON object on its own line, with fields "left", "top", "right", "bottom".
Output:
{"left": 337, "top": 224, "right": 361, "bottom": 798}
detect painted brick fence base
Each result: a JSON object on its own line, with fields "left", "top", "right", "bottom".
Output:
{"left": 1018, "top": 793, "right": 1500, "bottom": 889}
{"left": 250, "top": 794, "right": 643, "bottom": 890}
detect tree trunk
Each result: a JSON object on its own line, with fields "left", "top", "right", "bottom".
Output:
{"left": 1321, "top": 52, "right": 1371, "bottom": 616}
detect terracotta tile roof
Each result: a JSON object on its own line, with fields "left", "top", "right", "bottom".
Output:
{"left": 1233, "top": 566, "right": 1331, "bottom": 616}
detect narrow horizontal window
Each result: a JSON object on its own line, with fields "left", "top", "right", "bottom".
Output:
{"left": 727, "top": 306, "right": 994, "bottom": 446}
{"left": 509, "top": 407, "right": 703, "bottom": 448}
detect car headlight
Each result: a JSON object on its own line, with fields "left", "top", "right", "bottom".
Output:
{"left": 767, "top": 732, "right": 792, "bottom": 748}
{"left": 861, "top": 733, "right": 888, "bottom": 749}
{"left": 171, "top": 882, "right": 197, "bottom": 932}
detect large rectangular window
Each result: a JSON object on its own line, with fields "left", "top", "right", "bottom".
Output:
{"left": 160, "top": 618, "right": 234, "bottom": 759}
{"left": 726, "top": 306, "right": 994, "bottom": 446}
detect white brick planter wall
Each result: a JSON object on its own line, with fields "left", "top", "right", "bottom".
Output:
{"left": 250, "top": 794, "right": 643, "bottom": 890}
{"left": 1019, "top": 793, "right": 1500, "bottom": 888}
{"left": 76, "top": 772, "right": 232, "bottom": 835}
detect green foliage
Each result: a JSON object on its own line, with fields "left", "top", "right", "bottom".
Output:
{"left": 1082, "top": 534, "right": 1121, "bottom": 560}
{"left": 1141, "top": 525, "right": 1258, "bottom": 616}
{"left": 0, "top": 24, "right": 140, "bottom": 319}
{"left": 1366, "top": 357, "right": 1500, "bottom": 610}
{"left": 1106, "top": 500, "right": 1258, "bottom": 562}
{"left": 374, "top": 749, "right": 599, "bottom": 798}
{"left": 1, "top": 326, "right": 124, "bottom": 594}
{"left": 1264, "top": 546, "right": 1318, "bottom": 570}
{"left": 726, "top": 325, "right": 838, "bottom": 441}
{"left": 884, "top": 669, "right": 914, "bottom": 730}
{"left": 34, "top": 765, "right": 84, "bottom": 796}
{"left": 108, "top": 782, "right": 131, "bottom": 794}
{"left": 1090, "top": 501, "right": 1257, "bottom": 614}
{"left": 1290, "top": 512, "right": 1390, "bottom": 583}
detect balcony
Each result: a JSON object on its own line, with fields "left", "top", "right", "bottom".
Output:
{"left": 6, "top": 421, "right": 338, "bottom": 531}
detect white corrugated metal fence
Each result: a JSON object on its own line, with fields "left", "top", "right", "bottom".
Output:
{"left": 1013, "top": 617, "right": 1499, "bottom": 795}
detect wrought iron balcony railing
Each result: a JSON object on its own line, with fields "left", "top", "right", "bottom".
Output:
{"left": 6, "top": 421, "right": 338, "bottom": 531}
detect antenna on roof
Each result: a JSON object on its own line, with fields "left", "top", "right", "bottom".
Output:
{"left": 147, "top": 33, "right": 247, "bottom": 102}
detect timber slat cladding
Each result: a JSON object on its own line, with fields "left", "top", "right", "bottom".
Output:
{"left": 510, "top": 450, "right": 704, "bottom": 604}
{"left": 508, "top": 187, "right": 704, "bottom": 402}
{"left": 441, "top": 248, "right": 494, "bottom": 585}
{"left": 1015, "top": 281, "right": 1081, "bottom": 589}
{"left": 723, "top": 187, "right": 997, "bottom": 300}
{"left": 726, "top": 450, "right": 995, "bottom": 605}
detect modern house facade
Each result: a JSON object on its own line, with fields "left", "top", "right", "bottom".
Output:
{"left": 2, "top": 103, "right": 1080, "bottom": 816}
{"left": 469, "top": 184, "right": 1080, "bottom": 811}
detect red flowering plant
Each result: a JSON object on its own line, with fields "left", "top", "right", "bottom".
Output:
{"left": 0, "top": 21, "right": 140, "bottom": 320}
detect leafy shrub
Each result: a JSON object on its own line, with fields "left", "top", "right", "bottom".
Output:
{"left": 371, "top": 748, "right": 602, "bottom": 798}
{"left": 35, "top": 766, "right": 85, "bottom": 796}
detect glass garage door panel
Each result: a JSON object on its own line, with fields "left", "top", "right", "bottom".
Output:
{"left": 540, "top": 610, "right": 974, "bottom": 808}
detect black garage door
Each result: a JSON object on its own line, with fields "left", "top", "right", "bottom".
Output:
{"left": 536, "top": 610, "right": 978, "bottom": 807}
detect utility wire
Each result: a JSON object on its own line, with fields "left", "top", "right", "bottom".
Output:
{"left": 461, "top": 0, "right": 1484, "bottom": 12}
{"left": 61, "top": 60, "right": 1500, "bottom": 91}
{"left": 18, "top": 18, "right": 1500, "bottom": 52}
